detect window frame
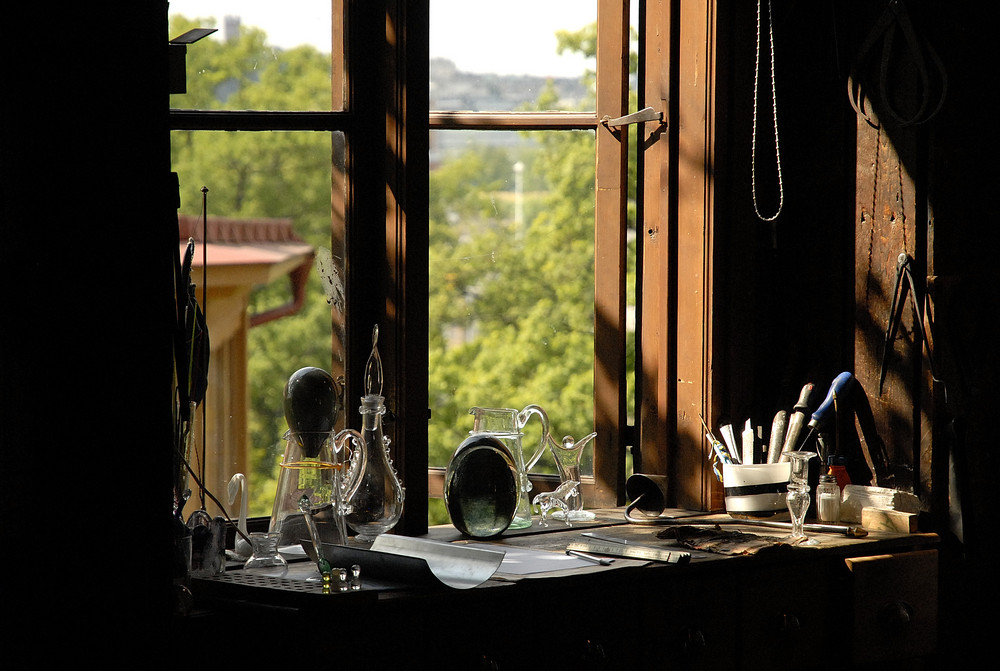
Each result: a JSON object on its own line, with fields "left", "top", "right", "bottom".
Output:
{"left": 168, "top": 1, "right": 432, "bottom": 535}
{"left": 170, "top": 0, "right": 727, "bottom": 535}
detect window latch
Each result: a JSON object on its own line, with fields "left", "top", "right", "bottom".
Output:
{"left": 601, "top": 106, "right": 664, "bottom": 128}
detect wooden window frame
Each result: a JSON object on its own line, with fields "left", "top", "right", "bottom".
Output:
{"left": 170, "top": 0, "right": 727, "bottom": 536}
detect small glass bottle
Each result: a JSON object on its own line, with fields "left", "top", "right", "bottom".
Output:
{"left": 816, "top": 474, "right": 842, "bottom": 523}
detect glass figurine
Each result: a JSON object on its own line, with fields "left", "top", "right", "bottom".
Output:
{"left": 545, "top": 431, "right": 598, "bottom": 522}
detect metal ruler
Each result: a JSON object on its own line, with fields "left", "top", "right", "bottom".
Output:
{"left": 565, "top": 541, "right": 691, "bottom": 564}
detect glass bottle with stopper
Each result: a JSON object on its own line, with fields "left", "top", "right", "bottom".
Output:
{"left": 345, "top": 325, "right": 405, "bottom": 543}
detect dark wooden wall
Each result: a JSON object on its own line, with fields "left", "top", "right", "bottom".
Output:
{"left": 711, "top": 1, "right": 996, "bottom": 664}
{"left": 2, "top": 2, "right": 174, "bottom": 653}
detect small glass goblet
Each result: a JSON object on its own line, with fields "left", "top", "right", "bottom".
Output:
{"left": 782, "top": 451, "right": 818, "bottom": 545}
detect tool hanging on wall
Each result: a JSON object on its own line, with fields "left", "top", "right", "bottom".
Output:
{"left": 847, "top": 0, "right": 947, "bottom": 128}
{"left": 878, "top": 252, "right": 943, "bottom": 398}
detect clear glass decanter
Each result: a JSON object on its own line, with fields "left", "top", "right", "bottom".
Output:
{"left": 345, "top": 326, "right": 405, "bottom": 543}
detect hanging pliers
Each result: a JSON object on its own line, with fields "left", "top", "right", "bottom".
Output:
{"left": 878, "top": 252, "right": 939, "bottom": 396}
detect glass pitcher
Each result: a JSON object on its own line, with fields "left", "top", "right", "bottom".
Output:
{"left": 468, "top": 405, "right": 550, "bottom": 529}
{"left": 268, "top": 428, "right": 365, "bottom": 548}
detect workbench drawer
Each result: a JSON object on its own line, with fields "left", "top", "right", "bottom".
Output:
{"left": 639, "top": 574, "right": 739, "bottom": 670}
{"left": 739, "top": 562, "right": 838, "bottom": 671}
{"left": 845, "top": 549, "right": 938, "bottom": 665}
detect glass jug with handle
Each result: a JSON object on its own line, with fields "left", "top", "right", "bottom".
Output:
{"left": 469, "top": 405, "right": 550, "bottom": 529}
{"left": 268, "top": 427, "right": 365, "bottom": 548}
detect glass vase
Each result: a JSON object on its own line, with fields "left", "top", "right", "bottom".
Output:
{"left": 269, "top": 429, "right": 363, "bottom": 548}
{"left": 244, "top": 532, "right": 287, "bottom": 570}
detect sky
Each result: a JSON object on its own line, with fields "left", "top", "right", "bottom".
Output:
{"left": 168, "top": 0, "right": 597, "bottom": 77}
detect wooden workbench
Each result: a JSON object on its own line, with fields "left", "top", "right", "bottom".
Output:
{"left": 183, "top": 510, "right": 939, "bottom": 670}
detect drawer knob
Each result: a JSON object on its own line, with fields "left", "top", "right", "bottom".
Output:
{"left": 879, "top": 600, "right": 915, "bottom": 634}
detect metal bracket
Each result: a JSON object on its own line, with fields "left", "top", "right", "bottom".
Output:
{"left": 601, "top": 106, "right": 664, "bottom": 128}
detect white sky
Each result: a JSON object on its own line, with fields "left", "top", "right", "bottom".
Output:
{"left": 168, "top": 0, "right": 597, "bottom": 77}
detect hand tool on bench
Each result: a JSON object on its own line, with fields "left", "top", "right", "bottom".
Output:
{"left": 795, "top": 372, "right": 853, "bottom": 458}
{"left": 799, "top": 372, "right": 893, "bottom": 486}
{"left": 781, "top": 382, "right": 815, "bottom": 455}
{"left": 767, "top": 410, "right": 789, "bottom": 463}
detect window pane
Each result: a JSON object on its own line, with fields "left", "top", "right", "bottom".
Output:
{"left": 430, "top": 0, "right": 596, "bottom": 111}
{"left": 169, "top": 2, "right": 339, "bottom": 111}
{"left": 171, "top": 129, "right": 344, "bottom": 519}
{"left": 428, "top": 130, "right": 596, "bottom": 483}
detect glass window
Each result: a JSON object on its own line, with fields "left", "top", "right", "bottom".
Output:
{"left": 428, "top": 0, "right": 636, "bottom": 523}
{"left": 171, "top": 1, "right": 653, "bottom": 531}
{"left": 430, "top": 0, "right": 596, "bottom": 111}
{"left": 169, "top": 1, "right": 338, "bottom": 111}
{"left": 427, "top": 128, "right": 597, "bottom": 474}
{"left": 171, "top": 130, "right": 344, "bottom": 519}
{"left": 169, "top": 4, "right": 350, "bottom": 524}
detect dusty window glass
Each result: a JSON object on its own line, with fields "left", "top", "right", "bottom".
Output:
{"left": 428, "top": 1, "right": 639, "bottom": 524}
{"left": 171, "top": 128, "right": 345, "bottom": 520}
{"left": 169, "top": 2, "right": 339, "bottom": 111}
{"left": 430, "top": 0, "right": 597, "bottom": 112}
{"left": 427, "top": 129, "right": 597, "bottom": 481}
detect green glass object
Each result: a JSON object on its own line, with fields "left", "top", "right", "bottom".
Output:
{"left": 444, "top": 435, "right": 519, "bottom": 539}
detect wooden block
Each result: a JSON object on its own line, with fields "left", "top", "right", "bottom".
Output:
{"left": 861, "top": 506, "right": 918, "bottom": 533}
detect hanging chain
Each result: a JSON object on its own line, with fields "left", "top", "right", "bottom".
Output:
{"left": 752, "top": 0, "right": 784, "bottom": 222}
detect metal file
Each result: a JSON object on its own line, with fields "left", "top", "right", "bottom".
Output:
{"left": 565, "top": 541, "right": 691, "bottom": 564}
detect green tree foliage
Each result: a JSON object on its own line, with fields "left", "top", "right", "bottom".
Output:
{"left": 427, "top": 131, "right": 597, "bottom": 480}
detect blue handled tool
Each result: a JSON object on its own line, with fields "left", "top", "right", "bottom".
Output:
{"left": 796, "top": 372, "right": 854, "bottom": 454}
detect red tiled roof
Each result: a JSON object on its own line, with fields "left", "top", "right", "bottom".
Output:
{"left": 178, "top": 214, "right": 305, "bottom": 245}
{"left": 177, "top": 214, "right": 314, "bottom": 269}
{"left": 177, "top": 214, "right": 316, "bottom": 327}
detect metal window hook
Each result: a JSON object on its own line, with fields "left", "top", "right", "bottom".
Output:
{"left": 601, "top": 106, "right": 664, "bottom": 130}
